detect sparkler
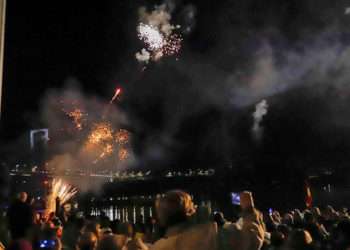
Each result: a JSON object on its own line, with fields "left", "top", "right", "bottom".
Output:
{"left": 52, "top": 178, "right": 78, "bottom": 205}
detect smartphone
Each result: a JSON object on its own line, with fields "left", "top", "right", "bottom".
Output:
{"left": 268, "top": 208, "right": 273, "bottom": 215}
{"left": 231, "top": 192, "right": 240, "bottom": 205}
{"left": 39, "top": 240, "right": 56, "bottom": 249}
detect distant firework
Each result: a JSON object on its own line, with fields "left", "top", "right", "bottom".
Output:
{"left": 163, "top": 33, "right": 182, "bottom": 56}
{"left": 137, "top": 23, "right": 182, "bottom": 61}
{"left": 88, "top": 122, "right": 114, "bottom": 145}
{"left": 99, "top": 143, "right": 114, "bottom": 159}
{"left": 118, "top": 148, "right": 129, "bottom": 161}
{"left": 67, "top": 108, "right": 85, "bottom": 130}
{"left": 138, "top": 23, "right": 165, "bottom": 51}
{"left": 59, "top": 95, "right": 132, "bottom": 165}
{"left": 136, "top": 5, "right": 183, "bottom": 63}
{"left": 115, "top": 129, "right": 130, "bottom": 145}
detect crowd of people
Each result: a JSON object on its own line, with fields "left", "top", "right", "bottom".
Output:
{"left": 1, "top": 190, "right": 350, "bottom": 250}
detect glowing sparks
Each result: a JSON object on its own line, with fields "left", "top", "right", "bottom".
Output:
{"left": 67, "top": 108, "right": 85, "bottom": 130}
{"left": 136, "top": 25, "right": 182, "bottom": 62}
{"left": 115, "top": 129, "right": 130, "bottom": 145}
{"left": 163, "top": 34, "right": 182, "bottom": 56}
{"left": 62, "top": 105, "right": 87, "bottom": 130}
{"left": 88, "top": 123, "right": 114, "bottom": 145}
{"left": 110, "top": 87, "right": 122, "bottom": 104}
{"left": 138, "top": 23, "right": 165, "bottom": 51}
{"left": 52, "top": 178, "right": 78, "bottom": 205}
{"left": 85, "top": 123, "right": 131, "bottom": 163}
{"left": 118, "top": 148, "right": 129, "bottom": 161}
{"left": 99, "top": 143, "right": 114, "bottom": 159}
{"left": 136, "top": 6, "right": 183, "bottom": 63}
{"left": 61, "top": 102, "right": 132, "bottom": 164}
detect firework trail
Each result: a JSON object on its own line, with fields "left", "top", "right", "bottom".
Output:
{"left": 136, "top": 4, "right": 182, "bottom": 63}
{"left": 110, "top": 87, "right": 122, "bottom": 104}
{"left": 252, "top": 99, "right": 268, "bottom": 140}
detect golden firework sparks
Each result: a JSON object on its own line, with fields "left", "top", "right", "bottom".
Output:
{"left": 99, "top": 143, "right": 114, "bottom": 159}
{"left": 118, "top": 148, "right": 129, "bottom": 161}
{"left": 67, "top": 108, "right": 85, "bottom": 130}
{"left": 115, "top": 129, "right": 130, "bottom": 145}
{"left": 88, "top": 122, "right": 114, "bottom": 144}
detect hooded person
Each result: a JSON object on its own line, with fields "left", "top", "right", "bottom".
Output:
{"left": 131, "top": 190, "right": 217, "bottom": 250}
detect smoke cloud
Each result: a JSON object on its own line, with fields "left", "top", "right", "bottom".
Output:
{"left": 252, "top": 99, "right": 268, "bottom": 141}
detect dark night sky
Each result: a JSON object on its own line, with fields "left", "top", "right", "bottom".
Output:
{"left": 2, "top": 0, "right": 350, "bottom": 178}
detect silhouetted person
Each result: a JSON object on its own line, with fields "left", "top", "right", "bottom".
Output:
{"left": 7, "top": 192, "right": 34, "bottom": 240}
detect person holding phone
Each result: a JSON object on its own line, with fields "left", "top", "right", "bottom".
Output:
{"left": 235, "top": 191, "right": 266, "bottom": 250}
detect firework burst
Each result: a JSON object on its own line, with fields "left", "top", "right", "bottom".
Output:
{"left": 163, "top": 33, "right": 182, "bottom": 56}
{"left": 88, "top": 122, "right": 114, "bottom": 144}
{"left": 138, "top": 23, "right": 165, "bottom": 51}
{"left": 99, "top": 143, "right": 114, "bottom": 159}
{"left": 136, "top": 5, "right": 183, "bottom": 63}
{"left": 118, "top": 148, "right": 129, "bottom": 161}
{"left": 115, "top": 129, "right": 130, "bottom": 145}
{"left": 67, "top": 108, "right": 85, "bottom": 130}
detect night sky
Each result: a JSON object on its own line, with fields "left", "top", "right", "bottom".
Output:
{"left": 2, "top": 0, "right": 350, "bottom": 179}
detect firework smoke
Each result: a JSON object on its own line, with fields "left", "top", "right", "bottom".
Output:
{"left": 346, "top": 7, "right": 350, "bottom": 15}
{"left": 135, "top": 48, "right": 151, "bottom": 63}
{"left": 252, "top": 100, "right": 268, "bottom": 140}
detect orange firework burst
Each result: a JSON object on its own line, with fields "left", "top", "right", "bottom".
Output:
{"left": 118, "top": 148, "right": 129, "bottom": 161}
{"left": 115, "top": 129, "right": 130, "bottom": 145}
{"left": 88, "top": 123, "right": 114, "bottom": 144}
